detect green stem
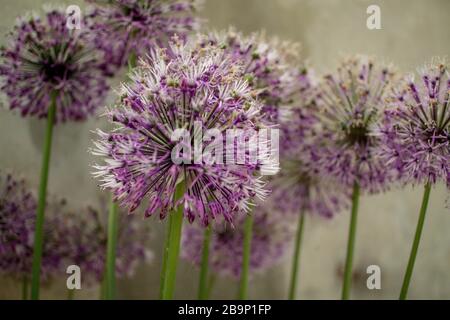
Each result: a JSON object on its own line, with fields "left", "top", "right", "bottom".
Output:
{"left": 100, "top": 275, "right": 106, "bottom": 300}
{"left": 30, "top": 92, "right": 57, "bottom": 300}
{"left": 399, "top": 183, "right": 432, "bottom": 300}
{"left": 238, "top": 214, "right": 254, "bottom": 300}
{"left": 105, "top": 200, "right": 119, "bottom": 300}
{"left": 341, "top": 182, "right": 360, "bottom": 300}
{"left": 67, "top": 289, "right": 75, "bottom": 300}
{"left": 160, "top": 182, "right": 185, "bottom": 300}
{"left": 288, "top": 212, "right": 305, "bottom": 300}
{"left": 207, "top": 274, "right": 216, "bottom": 298}
{"left": 100, "top": 50, "right": 136, "bottom": 301}
{"left": 22, "top": 276, "right": 29, "bottom": 300}
{"left": 198, "top": 225, "right": 212, "bottom": 300}
{"left": 159, "top": 215, "right": 172, "bottom": 298}
{"left": 128, "top": 51, "right": 137, "bottom": 71}
{"left": 126, "top": 50, "right": 137, "bottom": 82}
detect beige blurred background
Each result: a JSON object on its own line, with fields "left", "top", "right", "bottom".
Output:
{"left": 0, "top": 0, "right": 449, "bottom": 300}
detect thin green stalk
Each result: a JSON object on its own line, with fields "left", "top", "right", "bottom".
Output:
{"left": 128, "top": 51, "right": 137, "bottom": 71}
{"left": 159, "top": 215, "right": 173, "bottom": 298}
{"left": 341, "top": 182, "right": 360, "bottom": 300}
{"left": 99, "top": 52, "right": 137, "bottom": 301}
{"left": 22, "top": 276, "right": 29, "bottom": 300}
{"left": 126, "top": 51, "right": 137, "bottom": 84}
{"left": 238, "top": 214, "right": 254, "bottom": 300}
{"left": 207, "top": 274, "right": 216, "bottom": 299}
{"left": 198, "top": 225, "right": 212, "bottom": 300}
{"left": 160, "top": 182, "right": 185, "bottom": 300}
{"left": 67, "top": 289, "right": 75, "bottom": 300}
{"left": 288, "top": 212, "right": 305, "bottom": 300}
{"left": 399, "top": 183, "right": 432, "bottom": 300}
{"left": 100, "top": 275, "right": 106, "bottom": 300}
{"left": 30, "top": 92, "right": 57, "bottom": 300}
{"left": 105, "top": 200, "right": 119, "bottom": 300}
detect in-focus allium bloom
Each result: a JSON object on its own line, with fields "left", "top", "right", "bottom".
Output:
{"left": 198, "top": 28, "right": 303, "bottom": 124}
{"left": 315, "top": 55, "right": 398, "bottom": 192}
{"left": 380, "top": 58, "right": 450, "bottom": 187}
{"left": 0, "top": 9, "right": 110, "bottom": 122}
{"left": 87, "top": 0, "right": 202, "bottom": 71}
{"left": 91, "top": 39, "right": 274, "bottom": 226}
{"left": 65, "top": 203, "right": 153, "bottom": 284}
{"left": 0, "top": 172, "right": 69, "bottom": 280}
{"left": 182, "top": 208, "right": 291, "bottom": 278}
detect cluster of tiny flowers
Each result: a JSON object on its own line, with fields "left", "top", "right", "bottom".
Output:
{"left": 0, "top": 9, "right": 110, "bottom": 122}
{"left": 380, "top": 58, "right": 450, "bottom": 187}
{"left": 314, "top": 55, "right": 398, "bottom": 193}
{"left": 270, "top": 159, "right": 348, "bottom": 219}
{"left": 65, "top": 204, "right": 153, "bottom": 284}
{"left": 182, "top": 208, "right": 291, "bottom": 278}
{"left": 92, "top": 38, "right": 273, "bottom": 226}
{"left": 198, "top": 28, "right": 304, "bottom": 124}
{"left": 269, "top": 67, "right": 348, "bottom": 218}
{"left": 87, "top": 0, "right": 202, "bottom": 72}
{"left": 0, "top": 173, "right": 70, "bottom": 280}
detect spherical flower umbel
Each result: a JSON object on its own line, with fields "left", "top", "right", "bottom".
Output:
{"left": 380, "top": 58, "right": 450, "bottom": 187}
{"left": 0, "top": 172, "right": 36, "bottom": 278}
{"left": 0, "top": 172, "right": 70, "bottom": 280}
{"left": 65, "top": 204, "right": 153, "bottom": 284}
{"left": 198, "top": 28, "right": 303, "bottom": 124}
{"left": 315, "top": 55, "right": 398, "bottom": 192}
{"left": 270, "top": 69, "right": 349, "bottom": 218}
{"left": 87, "top": 0, "right": 202, "bottom": 70}
{"left": 0, "top": 9, "right": 110, "bottom": 123}
{"left": 270, "top": 159, "right": 348, "bottom": 219}
{"left": 181, "top": 208, "right": 291, "bottom": 278}
{"left": 91, "top": 38, "right": 275, "bottom": 226}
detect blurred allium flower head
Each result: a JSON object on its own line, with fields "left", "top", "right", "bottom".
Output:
{"left": 0, "top": 9, "right": 110, "bottom": 123}
{"left": 271, "top": 160, "right": 349, "bottom": 219}
{"left": 0, "top": 172, "right": 70, "bottom": 280}
{"left": 87, "top": 0, "right": 202, "bottom": 70}
{"left": 91, "top": 38, "right": 275, "bottom": 226}
{"left": 380, "top": 58, "right": 450, "bottom": 187}
{"left": 198, "top": 28, "right": 304, "bottom": 123}
{"left": 315, "top": 55, "right": 398, "bottom": 192}
{"left": 182, "top": 208, "right": 292, "bottom": 278}
{"left": 65, "top": 203, "right": 153, "bottom": 284}
{"left": 270, "top": 69, "right": 349, "bottom": 218}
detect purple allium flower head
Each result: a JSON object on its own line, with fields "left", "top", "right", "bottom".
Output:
{"left": 65, "top": 203, "right": 153, "bottom": 284}
{"left": 314, "top": 55, "right": 398, "bottom": 193}
{"left": 269, "top": 67, "right": 349, "bottom": 218}
{"left": 91, "top": 38, "right": 275, "bottom": 226}
{"left": 0, "top": 172, "right": 70, "bottom": 281}
{"left": 0, "top": 9, "right": 110, "bottom": 123}
{"left": 87, "top": 0, "right": 202, "bottom": 71}
{"left": 270, "top": 158, "right": 349, "bottom": 219}
{"left": 181, "top": 207, "right": 291, "bottom": 278}
{"left": 380, "top": 58, "right": 450, "bottom": 187}
{"left": 198, "top": 28, "right": 303, "bottom": 124}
